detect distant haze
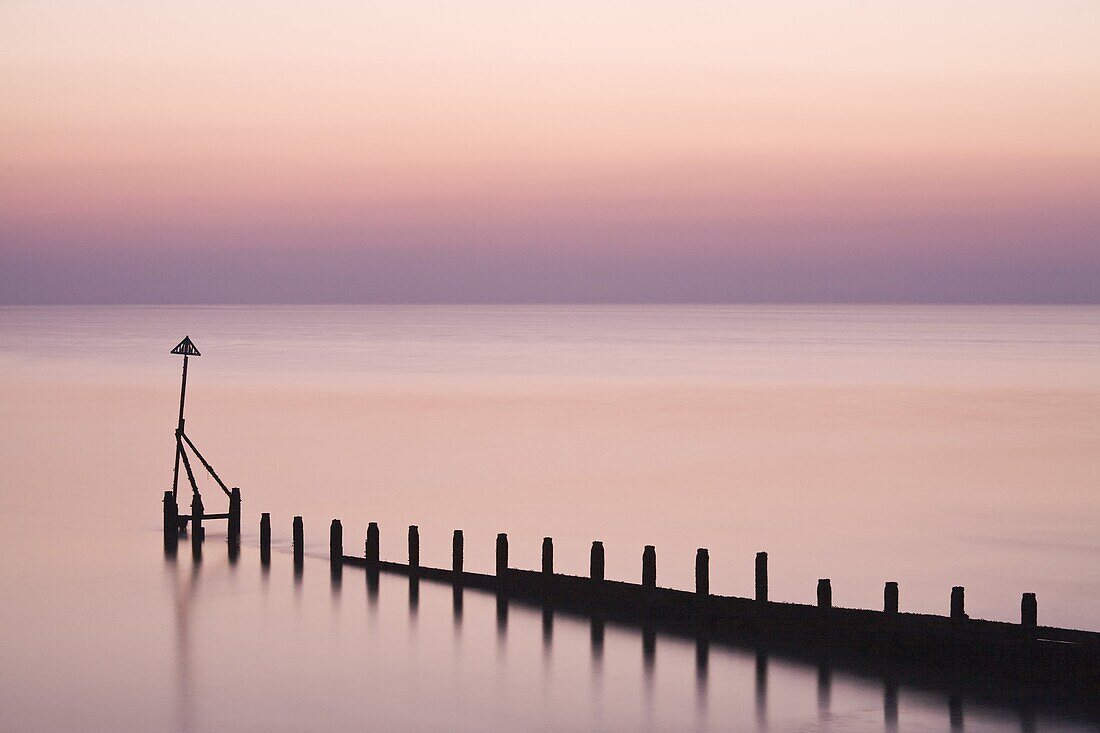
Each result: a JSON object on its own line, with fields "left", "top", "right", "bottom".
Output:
{"left": 2, "top": 1, "right": 1098, "bottom": 303}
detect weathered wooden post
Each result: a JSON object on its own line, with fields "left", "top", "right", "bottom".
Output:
{"left": 260, "top": 513, "right": 271, "bottom": 563}
{"left": 227, "top": 487, "right": 241, "bottom": 546}
{"left": 452, "top": 530, "right": 464, "bottom": 575}
{"left": 696, "top": 548, "right": 709, "bottom": 596}
{"left": 292, "top": 516, "right": 304, "bottom": 561}
{"left": 1021, "top": 593, "right": 1037, "bottom": 632}
{"left": 365, "top": 522, "right": 380, "bottom": 568}
{"left": 496, "top": 533, "right": 509, "bottom": 578}
{"left": 590, "top": 541, "right": 605, "bottom": 581}
{"left": 951, "top": 586, "right": 966, "bottom": 620}
{"left": 642, "top": 545, "right": 656, "bottom": 588}
{"left": 884, "top": 582, "right": 899, "bottom": 614}
{"left": 191, "top": 493, "right": 204, "bottom": 555}
{"left": 162, "top": 491, "right": 179, "bottom": 555}
{"left": 817, "top": 579, "right": 832, "bottom": 608}
{"left": 408, "top": 525, "right": 419, "bottom": 574}
{"left": 542, "top": 537, "right": 554, "bottom": 576}
{"left": 163, "top": 491, "right": 178, "bottom": 537}
{"left": 330, "top": 519, "right": 343, "bottom": 565}
{"left": 755, "top": 552, "right": 768, "bottom": 602}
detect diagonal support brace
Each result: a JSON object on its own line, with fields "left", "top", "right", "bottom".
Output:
{"left": 180, "top": 431, "right": 232, "bottom": 498}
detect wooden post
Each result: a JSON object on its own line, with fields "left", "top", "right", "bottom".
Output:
{"left": 590, "top": 541, "right": 605, "bottom": 581}
{"left": 884, "top": 581, "right": 899, "bottom": 614}
{"left": 1021, "top": 593, "right": 1037, "bottom": 631}
{"left": 452, "top": 530, "right": 464, "bottom": 575}
{"left": 951, "top": 586, "right": 966, "bottom": 620}
{"left": 695, "top": 548, "right": 709, "bottom": 596}
{"left": 542, "top": 537, "right": 554, "bottom": 576}
{"left": 259, "top": 513, "right": 271, "bottom": 563}
{"left": 642, "top": 545, "right": 656, "bottom": 588}
{"left": 227, "top": 487, "right": 241, "bottom": 546}
{"left": 191, "top": 493, "right": 204, "bottom": 555}
{"left": 496, "top": 533, "right": 509, "bottom": 577}
{"left": 817, "top": 579, "right": 832, "bottom": 608}
{"left": 755, "top": 552, "right": 768, "bottom": 602}
{"left": 292, "top": 516, "right": 303, "bottom": 561}
{"left": 330, "top": 519, "right": 343, "bottom": 564}
{"left": 366, "top": 522, "right": 379, "bottom": 567}
{"left": 408, "top": 525, "right": 419, "bottom": 573}
{"left": 162, "top": 490, "right": 178, "bottom": 536}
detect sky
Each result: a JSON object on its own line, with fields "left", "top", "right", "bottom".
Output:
{"left": 1, "top": 1, "right": 1098, "bottom": 303}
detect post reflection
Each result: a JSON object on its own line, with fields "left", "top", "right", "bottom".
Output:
{"left": 694, "top": 637, "right": 709, "bottom": 719}
{"left": 590, "top": 617, "right": 605, "bottom": 668}
{"left": 249, "top": 560, "right": 1083, "bottom": 733}
{"left": 495, "top": 593, "right": 508, "bottom": 651}
{"left": 329, "top": 562, "right": 342, "bottom": 597}
{"left": 1019, "top": 706, "right": 1036, "bottom": 733}
{"left": 366, "top": 569, "right": 379, "bottom": 610}
{"left": 408, "top": 577, "right": 419, "bottom": 622}
{"left": 755, "top": 651, "right": 768, "bottom": 730}
{"left": 642, "top": 625, "right": 656, "bottom": 684}
{"left": 452, "top": 585, "right": 464, "bottom": 629}
{"left": 164, "top": 542, "right": 200, "bottom": 733}
{"left": 817, "top": 662, "right": 832, "bottom": 719}
{"left": 949, "top": 694, "right": 964, "bottom": 732}
{"left": 541, "top": 606, "right": 553, "bottom": 659}
{"left": 884, "top": 677, "right": 899, "bottom": 731}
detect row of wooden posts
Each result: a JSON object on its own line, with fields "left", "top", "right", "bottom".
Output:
{"left": 255, "top": 513, "right": 1040, "bottom": 630}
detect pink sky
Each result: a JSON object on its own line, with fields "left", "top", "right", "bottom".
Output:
{"left": 2, "top": 1, "right": 1098, "bottom": 302}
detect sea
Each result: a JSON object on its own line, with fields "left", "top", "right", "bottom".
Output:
{"left": 1, "top": 305, "right": 1097, "bottom": 731}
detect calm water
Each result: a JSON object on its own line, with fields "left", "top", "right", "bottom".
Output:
{"left": 1, "top": 305, "right": 1098, "bottom": 731}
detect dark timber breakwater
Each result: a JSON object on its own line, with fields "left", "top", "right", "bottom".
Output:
{"left": 247, "top": 516, "right": 1100, "bottom": 710}
{"left": 159, "top": 336, "right": 1100, "bottom": 724}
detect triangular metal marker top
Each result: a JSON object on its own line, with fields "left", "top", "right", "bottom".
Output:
{"left": 171, "top": 336, "right": 201, "bottom": 356}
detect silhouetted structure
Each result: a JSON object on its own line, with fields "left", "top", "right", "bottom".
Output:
{"left": 330, "top": 519, "right": 342, "bottom": 566}
{"left": 156, "top": 338, "right": 1100, "bottom": 721}
{"left": 590, "top": 541, "right": 605, "bottom": 581}
{"left": 292, "top": 516, "right": 303, "bottom": 562}
{"left": 695, "top": 549, "right": 709, "bottom": 596}
{"left": 259, "top": 513, "right": 271, "bottom": 564}
{"left": 642, "top": 545, "right": 656, "bottom": 588}
{"left": 452, "top": 530, "right": 464, "bottom": 576}
{"left": 885, "top": 581, "right": 899, "bottom": 615}
{"left": 408, "top": 525, "right": 419, "bottom": 574}
{"left": 161, "top": 337, "right": 242, "bottom": 554}
{"left": 542, "top": 537, "right": 553, "bottom": 576}
{"left": 317, "top": 519, "right": 1100, "bottom": 709}
{"left": 755, "top": 551, "right": 768, "bottom": 602}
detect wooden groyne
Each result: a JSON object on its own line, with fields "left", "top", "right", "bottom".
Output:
{"left": 249, "top": 516, "right": 1100, "bottom": 696}
{"left": 159, "top": 338, "right": 1100, "bottom": 722}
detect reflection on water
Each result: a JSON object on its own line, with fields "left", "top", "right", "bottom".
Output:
{"left": 153, "top": 536, "right": 1100, "bottom": 732}
{"left": 2, "top": 305, "right": 1099, "bottom": 731}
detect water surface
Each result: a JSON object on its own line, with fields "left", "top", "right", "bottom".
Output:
{"left": 1, "top": 305, "right": 1097, "bottom": 731}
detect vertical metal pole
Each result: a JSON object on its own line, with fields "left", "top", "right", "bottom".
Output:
{"left": 171, "top": 355, "right": 189, "bottom": 499}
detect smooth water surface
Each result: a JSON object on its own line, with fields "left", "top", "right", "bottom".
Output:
{"left": 1, "top": 305, "right": 1098, "bottom": 731}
